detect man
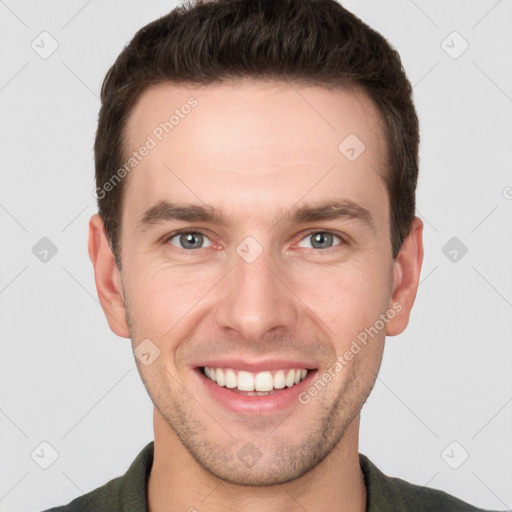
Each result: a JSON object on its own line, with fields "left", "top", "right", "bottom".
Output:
{"left": 43, "top": 0, "right": 504, "bottom": 510}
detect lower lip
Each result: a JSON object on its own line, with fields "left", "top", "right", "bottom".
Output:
{"left": 195, "top": 368, "right": 317, "bottom": 414}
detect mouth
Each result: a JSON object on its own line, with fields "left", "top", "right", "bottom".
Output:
{"left": 201, "top": 366, "right": 309, "bottom": 395}
{"left": 194, "top": 363, "right": 318, "bottom": 414}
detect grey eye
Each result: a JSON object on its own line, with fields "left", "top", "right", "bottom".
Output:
{"left": 168, "top": 232, "right": 212, "bottom": 249}
{"left": 297, "top": 232, "right": 342, "bottom": 250}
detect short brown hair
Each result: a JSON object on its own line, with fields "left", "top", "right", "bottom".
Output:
{"left": 95, "top": 0, "right": 419, "bottom": 269}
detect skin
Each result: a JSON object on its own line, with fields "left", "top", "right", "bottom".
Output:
{"left": 88, "top": 79, "right": 424, "bottom": 512}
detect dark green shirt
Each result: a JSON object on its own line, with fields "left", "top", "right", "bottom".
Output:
{"left": 42, "top": 441, "right": 502, "bottom": 511}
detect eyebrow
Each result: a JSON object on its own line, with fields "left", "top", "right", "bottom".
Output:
{"left": 136, "top": 199, "right": 376, "bottom": 232}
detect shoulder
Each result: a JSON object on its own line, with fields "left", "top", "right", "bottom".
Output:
{"left": 359, "top": 453, "right": 503, "bottom": 512}
{"left": 39, "top": 473, "right": 126, "bottom": 512}
{"left": 38, "top": 441, "right": 154, "bottom": 512}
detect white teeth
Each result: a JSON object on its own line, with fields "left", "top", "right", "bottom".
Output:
{"left": 285, "top": 369, "right": 295, "bottom": 387}
{"left": 225, "top": 368, "right": 237, "bottom": 388}
{"left": 237, "top": 371, "right": 254, "bottom": 391}
{"left": 273, "top": 370, "right": 286, "bottom": 389}
{"left": 216, "top": 368, "right": 225, "bottom": 386}
{"left": 255, "top": 371, "right": 273, "bottom": 392}
{"left": 203, "top": 366, "right": 309, "bottom": 392}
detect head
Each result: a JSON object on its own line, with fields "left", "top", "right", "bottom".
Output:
{"left": 89, "top": 0, "right": 423, "bottom": 486}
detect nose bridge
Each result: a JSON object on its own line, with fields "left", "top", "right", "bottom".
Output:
{"left": 214, "top": 235, "right": 297, "bottom": 341}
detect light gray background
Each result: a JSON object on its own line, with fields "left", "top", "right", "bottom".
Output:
{"left": 1, "top": 1, "right": 511, "bottom": 511}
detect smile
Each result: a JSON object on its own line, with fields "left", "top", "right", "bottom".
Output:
{"left": 196, "top": 363, "right": 317, "bottom": 414}
{"left": 202, "top": 367, "right": 309, "bottom": 395}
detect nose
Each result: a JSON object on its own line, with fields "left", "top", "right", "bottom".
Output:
{"left": 214, "top": 239, "right": 298, "bottom": 344}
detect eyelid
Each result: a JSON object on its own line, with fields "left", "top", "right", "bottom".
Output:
{"left": 161, "top": 228, "right": 349, "bottom": 251}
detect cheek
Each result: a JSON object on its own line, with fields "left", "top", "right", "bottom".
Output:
{"left": 124, "top": 261, "right": 215, "bottom": 334}
{"left": 291, "top": 260, "right": 392, "bottom": 339}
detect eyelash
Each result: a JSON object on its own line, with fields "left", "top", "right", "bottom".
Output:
{"left": 161, "top": 229, "right": 348, "bottom": 254}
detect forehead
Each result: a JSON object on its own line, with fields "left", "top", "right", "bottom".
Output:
{"left": 122, "top": 79, "right": 389, "bottom": 229}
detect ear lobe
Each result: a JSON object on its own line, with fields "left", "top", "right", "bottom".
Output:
{"left": 386, "top": 217, "right": 424, "bottom": 337}
{"left": 88, "top": 214, "right": 130, "bottom": 338}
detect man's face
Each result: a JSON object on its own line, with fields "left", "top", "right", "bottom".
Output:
{"left": 117, "top": 80, "right": 397, "bottom": 484}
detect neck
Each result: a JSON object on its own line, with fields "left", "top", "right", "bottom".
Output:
{"left": 148, "top": 410, "right": 367, "bottom": 512}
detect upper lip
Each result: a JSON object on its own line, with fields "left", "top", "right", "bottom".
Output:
{"left": 194, "top": 358, "right": 318, "bottom": 373}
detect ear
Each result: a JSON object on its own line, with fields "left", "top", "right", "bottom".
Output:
{"left": 386, "top": 216, "right": 424, "bottom": 336}
{"left": 88, "top": 214, "right": 130, "bottom": 338}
